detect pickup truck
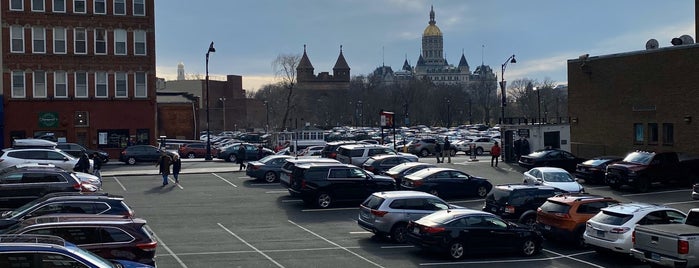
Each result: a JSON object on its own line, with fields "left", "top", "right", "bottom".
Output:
{"left": 631, "top": 208, "right": 699, "bottom": 267}
{"left": 605, "top": 151, "right": 699, "bottom": 192}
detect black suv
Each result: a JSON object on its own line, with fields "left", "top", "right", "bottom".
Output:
{"left": 0, "top": 166, "right": 82, "bottom": 209}
{"left": 482, "top": 184, "right": 563, "bottom": 225}
{"left": 287, "top": 163, "right": 395, "bottom": 208}
{"left": 0, "top": 192, "right": 134, "bottom": 232}
{"left": 56, "top": 142, "right": 110, "bottom": 163}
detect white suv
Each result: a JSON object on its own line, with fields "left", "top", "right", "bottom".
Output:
{"left": 336, "top": 144, "right": 417, "bottom": 166}
{"left": 0, "top": 148, "right": 86, "bottom": 172}
{"left": 584, "top": 202, "right": 686, "bottom": 254}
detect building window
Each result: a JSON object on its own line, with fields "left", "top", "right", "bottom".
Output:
{"left": 74, "top": 28, "right": 87, "bottom": 54}
{"left": 633, "top": 123, "right": 644, "bottom": 144}
{"left": 133, "top": 0, "right": 145, "bottom": 16}
{"left": 662, "top": 123, "right": 674, "bottom": 145}
{"left": 115, "top": 72, "right": 128, "bottom": 97}
{"left": 34, "top": 71, "right": 47, "bottom": 98}
{"left": 53, "top": 27, "right": 66, "bottom": 54}
{"left": 53, "top": 0, "right": 65, "bottom": 12}
{"left": 137, "top": 129, "right": 150, "bottom": 144}
{"left": 97, "top": 129, "right": 129, "bottom": 148}
{"left": 114, "top": 29, "right": 127, "bottom": 55}
{"left": 11, "top": 25, "right": 24, "bottom": 53}
{"left": 648, "top": 123, "right": 658, "bottom": 145}
{"left": 74, "top": 0, "right": 86, "bottom": 13}
{"left": 135, "top": 72, "right": 147, "bottom": 97}
{"left": 10, "top": 0, "right": 24, "bottom": 10}
{"left": 12, "top": 71, "right": 26, "bottom": 98}
{"left": 75, "top": 72, "right": 88, "bottom": 98}
{"left": 134, "top": 30, "right": 146, "bottom": 55}
{"left": 54, "top": 71, "right": 68, "bottom": 98}
{"left": 95, "top": 72, "right": 108, "bottom": 97}
{"left": 114, "top": 0, "right": 125, "bottom": 15}
{"left": 32, "top": 27, "right": 46, "bottom": 53}
{"left": 32, "top": 0, "right": 45, "bottom": 11}
{"left": 94, "top": 0, "right": 106, "bottom": 14}
{"left": 94, "top": 29, "right": 107, "bottom": 54}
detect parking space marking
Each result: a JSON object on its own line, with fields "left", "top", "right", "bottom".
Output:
{"left": 238, "top": 176, "right": 249, "bottom": 179}
{"left": 145, "top": 226, "right": 188, "bottom": 268}
{"left": 349, "top": 231, "right": 372, "bottom": 234}
{"left": 112, "top": 176, "right": 127, "bottom": 191}
{"left": 622, "top": 189, "right": 687, "bottom": 197}
{"left": 419, "top": 250, "right": 597, "bottom": 266}
{"left": 160, "top": 246, "right": 362, "bottom": 257}
{"left": 217, "top": 223, "right": 285, "bottom": 268}
{"left": 302, "top": 207, "right": 358, "bottom": 212}
{"left": 664, "top": 200, "right": 699, "bottom": 205}
{"left": 168, "top": 178, "right": 184, "bottom": 189}
{"left": 288, "top": 220, "right": 385, "bottom": 268}
{"left": 542, "top": 249, "right": 602, "bottom": 268}
{"left": 213, "top": 173, "right": 238, "bottom": 187}
{"left": 265, "top": 190, "right": 288, "bottom": 194}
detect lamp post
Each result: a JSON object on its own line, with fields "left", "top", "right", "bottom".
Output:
{"left": 499, "top": 54, "right": 516, "bottom": 125}
{"left": 204, "top": 41, "right": 215, "bottom": 161}
{"left": 446, "top": 98, "right": 451, "bottom": 128}
{"left": 219, "top": 97, "right": 226, "bottom": 131}
{"left": 264, "top": 101, "right": 269, "bottom": 133}
{"left": 533, "top": 86, "right": 541, "bottom": 124}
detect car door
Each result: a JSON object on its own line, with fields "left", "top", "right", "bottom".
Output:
{"left": 448, "top": 170, "right": 479, "bottom": 197}
{"left": 428, "top": 171, "right": 452, "bottom": 197}
{"left": 404, "top": 197, "right": 450, "bottom": 221}
{"left": 46, "top": 151, "right": 73, "bottom": 170}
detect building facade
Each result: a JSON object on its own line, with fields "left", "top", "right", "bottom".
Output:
{"left": 296, "top": 45, "right": 350, "bottom": 91}
{"left": 2, "top": 0, "right": 156, "bottom": 158}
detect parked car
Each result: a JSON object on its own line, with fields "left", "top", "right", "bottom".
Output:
{"left": 400, "top": 167, "right": 492, "bottom": 199}
{"left": 279, "top": 157, "right": 342, "bottom": 192}
{"left": 0, "top": 234, "right": 154, "bottom": 268}
{"left": 285, "top": 163, "right": 395, "bottom": 208}
{"left": 245, "top": 155, "right": 294, "bottom": 183}
{"left": 6, "top": 214, "right": 158, "bottom": 266}
{"left": 56, "top": 142, "right": 110, "bottom": 163}
{"left": 320, "top": 140, "right": 365, "bottom": 159}
{"left": 336, "top": 144, "right": 417, "bottom": 166}
{"left": 482, "top": 184, "right": 564, "bottom": 225}
{"left": 361, "top": 154, "right": 417, "bottom": 175}
{"left": 0, "top": 192, "right": 134, "bottom": 232}
{"left": 631, "top": 208, "right": 699, "bottom": 267}
{"left": 605, "top": 151, "right": 699, "bottom": 192}
{"left": 405, "top": 208, "right": 543, "bottom": 260}
{"left": 583, "top": 202, "right": 686, "bottom": 255}
{"left": 178, "top": 143, "right": 219, "bottom": 159}
{"left": 518, "top": 148, "right": 585, "bottom": 172}
{"left": 217, "top": 143, "right": 274, "bottom": 163}
{"left": 573, "top": 155, "right": 623, "bottom": 184}
{"left": 358, "top": 191, "right": 458, "bottom": 243}
{"left": 384, "top": 162, "right": 436, "bottom": 186}
{"left": 0, "top": 165, "right": 84, "bottom": 209}
{"left": 119, "top": 145, "right": 172, "bottom": 165}
{"left": 12, "top": 163, "right": 101, "bottom": 190}
{"left": 0, "top": 148, "right": 89, "bottom": 172}
{"left": 461, "top": 137, "right": 496, "bottom": 155}
{"left": 299, "top": 145, "right": 324, "bottom": 156}
{"left": 536, "top": 193, "right": 620, "bottom": 247}
{"left": 523, "top": 167, "right": 585, "bottom": 193}
{"left": 406, "top": 137, "right": 440, "bottom": 157}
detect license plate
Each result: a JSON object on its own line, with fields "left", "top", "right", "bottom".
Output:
{"left": 651, "top": 253, "right": 660, "bottom": 261}
{"left": 596, "top": 230, "right": 605, "bottom": 237}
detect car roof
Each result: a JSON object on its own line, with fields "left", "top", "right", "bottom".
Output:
{"left": 372, "top": 190, "right": 439, "bottom": 199}
{"left": 531, "top": 167, "right": 571, "bottom": 173}
{"left": 296, "top": 163, "right": 356, "bottom": 169}
{"left": 494, "top": 184, "right": 559, "bottom": 191}
{"left": 339, "top": 144, "right": 388, "bottom": 150}
{"left": 406, "top": 167, "right": 454, "bottom": 177}
{"left": 369, "top": 154, "right": 410, "bottom": 160}
{"left": 600, "top": 202, "right": 671, "bottom": 215}
{"left": 20, "top": 214, "right": 143, "bottom": 227}
{"left": 39, "top": 192, "right": 124, "bottom": 201}
{"left": 547, "top": 193, "right": 617, "bottom": 204}
{"left": 286, "top": 158, "right": 341, "bottom": 164}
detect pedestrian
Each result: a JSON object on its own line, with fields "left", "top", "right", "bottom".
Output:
{"left": 237, "top": 145, "right": 246, "bottom": 171}
{"left": 434, "top": 141, "right": 442, "bottom": 163}
{"left": 171, "top": 154, "right": 181, "bottom": 183}
{"left": 156, "top": 152, "right": 172, "bottom": 186}
{"left": 443, "top": 137, "right": 451, "bottom": 163}
{"left": 74, "top": 152, "right": 90, "bottom": 173}
{"left": 256, "top": 145, "right": 265, "bottom": 160}
{"left": 91, "top": 152, "right": 103, "bottom": 188}
{"left": 521, "top": 137, "right": 531, "bottom": 156}
{"left": 514, "top": 137, "right": 522, "bottom": 161}
{"left": 490, "top": 142, "right": 502, "bottom": 167}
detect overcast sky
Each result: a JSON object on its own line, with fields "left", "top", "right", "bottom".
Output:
{"left": 155, "top": 0, "right": 695, "bottom": 91}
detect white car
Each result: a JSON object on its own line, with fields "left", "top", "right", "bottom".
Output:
{"left": 523, "top": 167, "right": 584, "bottom": 193}
{"left": 584, "top": 203, "right": 686, "bottom": 254}
{"left": 0, "top": 148, "right": 92, "bottom": 172}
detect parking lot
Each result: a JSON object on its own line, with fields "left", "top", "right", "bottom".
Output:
{"left": 100, "top": 155, "right": 699, "bottom": 268}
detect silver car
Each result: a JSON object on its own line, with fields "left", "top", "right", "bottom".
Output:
{"left": 0, "top": 148, "right": 90, "bottom": 172}
{"left": 357, "top": 190, "right": 458, "bottom": 243}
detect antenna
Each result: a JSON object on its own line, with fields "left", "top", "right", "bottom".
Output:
{"left": 382, "top": 46, "right": 385, "bottom": 67}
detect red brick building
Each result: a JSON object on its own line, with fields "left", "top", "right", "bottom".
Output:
{"left": 1, "top": 0, "right": 156, "bottom": 158}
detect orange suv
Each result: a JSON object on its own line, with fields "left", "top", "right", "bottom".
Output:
{"left": 536, "top": 193, "right": 619, "bottom": 247}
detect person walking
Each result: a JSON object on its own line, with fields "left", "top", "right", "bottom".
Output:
{"left": 490, "top": 142, "right": 502, "bottom": 167}
{"left": 90, "top": 153, "right": 103, "bottom": 188}
{"left": 434, "top": 141, "right": 442, "bottom": 163}
{"left": 156, "top": 152, "right": 172, "bottom": 186}
{"left": 256, "top": 145, "right": 265, "bottom": 160}
{"left": 237, "top": 145, "right": 247, "bottom": 171}
{"left": 514, "top": 137, "right": 522, "bottom": 161}
{"left": 172, "top": 154, "right": 182, "bottom": 183}
{"left": 443, "top": 137, "right": 452, "bottom": 164}
{"left": 74, "top": 152, "right": 90, "bottom": 173}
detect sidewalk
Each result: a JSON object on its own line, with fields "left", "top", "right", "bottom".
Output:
{"left": 100, "top": 158, "right": 242, "bottom": 177}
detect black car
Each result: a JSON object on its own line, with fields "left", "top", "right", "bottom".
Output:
{"left": 0, "top": 166, "right": 82, "bottom": 209}
{"left": 56, "top": 142, "right": 110, "bottom": 163}
{"left": 0, "top": 192, "right": 134, "bottom": 232}
{"left": 518, "top": 148, "right": 585, "bottom": 172}
{"left": 286, "top": 163, "right": 395, "bottom": 208}
{"left": 217, "top": 143, "right": 274, "bottom": 162}
{"left": 384, "top": 162, "right": 436, "bottom": 186}
{"left": 573, "top": 155, "right": 623, "bottom": 184}
{"left": 362, "top": 155, "right": 416, "bottom": 175}
{"left": 245, "top": 155, "right": 294, "bottom": 183}
{"left": 482, "top": 184, "right": 563, "bottom": 225}
{"left": 119, "top": 145, "right": 172, "bottom": 165}
{"left": 405, "top": 208, "right": 543, "bottom": 260}
{"left": 400, "top": 167, "right": 492, "bottom": 199}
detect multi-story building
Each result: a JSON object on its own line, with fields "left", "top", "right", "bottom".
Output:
{"left": 1, "top": 0, "right": 156, "bottom": 158}
{"left": 296, "top": 45, "right": 350, "bottom": 91}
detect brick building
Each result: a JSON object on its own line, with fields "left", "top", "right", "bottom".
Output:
{"left": 1, "top": 0, "right": 157, "bottom": 158}
{"left": 296, "top": 45, "right": 350, "bottom": 91}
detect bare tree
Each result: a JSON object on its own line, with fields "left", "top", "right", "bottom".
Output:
{"left": 272, "top": 54, "right": 301, "bottom": 131}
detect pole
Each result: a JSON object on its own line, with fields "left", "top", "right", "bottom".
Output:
{"left": 204, "top": 42, "right": 215, "bottom": 161}
{"left": 265, "top": 101, "right": 270, "bottom": 133}
{"left": 220, "top": 97, "right": 226, "bottom": 131}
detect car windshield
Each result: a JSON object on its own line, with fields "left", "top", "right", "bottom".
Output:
{"left": 65, "top": 242, "right": 115, "bottom": 267}
{"left": 528, "top": 150, "right": 550, "bottom": 158}
{"left": 582, "top": 159, "right": 611, "bottom": 166}
{"left": 623, "top": 152, "right": 653, "bottom": 165}
{"left": 486, "top": 188, "right": 511, "bottom": 204}
{"left": 543, "top": 171, "right": 574, "bottom": 182}
{"left": 590, "top": 210, "right": 633, "bottom": 226}
{"left": 3, "top": 196, "right": 44, "bottom": 218}
{"left": 259, "top": 155, "right": 276, "bottom": 163}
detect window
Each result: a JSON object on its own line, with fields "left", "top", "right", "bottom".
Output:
{"left": 95, "top": 72, "right": 108, "bottom": 97}
{"left": 663, "top": 123, "right": 674, "bottom": 145}
{"left": 94, "top": 0, "right": 106, "bottom": 14}
{"left": 114, "top": 29, "right": 127, "bottom": 55}
{"left": 11, "top": 25, "right": 24, "bottom": 53}
{"left": 133, "top": 0, "right": 145, "bottom": 15}
{"left": 34, "top": 71, "right": 47, "bottom": 98}
{"left": 32, "top": 0, "right": 45, "bottom": 11}
{"left": 32, "top": 27, "right": 46, "bottom": 53}
{"left": 74, "top": 0, "right": 86, "bottom": 13}
{"left": 74, "top": 72, "right": 88, "bottom": 98}
{"left": 648, "top": 123, "right": 658, "bottom": 145}
{"left": 52, "top": 27, "right": 66, "bottom": 54}
{"left": 74, "top": 28, "right": 87, "bottom": 54}
{"left": 115, "top": 72, "right": 127, "bottom": 97}
{"left": 53, "top": 0, "right": 65, "bottom": 12}
{"left": 94, "top": 29, "right": 106, "bottom": 54}
{"left": 114, "top": 0, "right": 125, "bottom": 15}
{"left": 97, "top": 129, "right": 129, "bottom": 147}
{"left": 54, "top": 71, "right": 68, "bottom": 98}
{"left": 10, "top": 0, "right": 23, "bottom": 10}
{"left": 134, "top": 30, "right": 146, "bottom": 55}
{"left": 0, "top": 252, "right": 88, "bottom": 268}
{"left": 135, "top": 72, "right": 147, "bottom": 97}
{"left": 101, "top": 227, "right": 134, "bottom": 242}
{"left": 12, "top": 71, "right": 26, "bottom": 98}
{"left": 634, "top": 123, "right": 644, "bottom": 144}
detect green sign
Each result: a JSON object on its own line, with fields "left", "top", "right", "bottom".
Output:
{"left": 38, "top": 112, "right": 59, "bottom": 128}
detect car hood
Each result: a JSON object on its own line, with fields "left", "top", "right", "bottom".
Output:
{"left": 371, "top": 174, "right": 397, "bottom": 182}
{"left": 543, "top": 181, "right": 581, "bottom": 193}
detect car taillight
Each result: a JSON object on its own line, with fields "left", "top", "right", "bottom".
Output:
{"left": 679, "top": 240, "right": 689, "bottom": 254}
{"left": 412, "top": 180, "right": 423, "bottom": 187}
{"left": 422, "top": 226, "right": 445, "bottom": 234}
{"left": 371, "top": 209, "right": 388, "bottom": 217}
{"left": 251, "top": 165, "right": 260, "bottom": 170}
{"left": 329, "top": 152, "right": 337, "bottom": 158}
{"left": 136, "top": 241, "right": 158, "bottom": 251}
{"left": 609, "top": 227, "right": 630, "bottom": 234}
{"left": 632, "top": 230, "right": 635, "bottom": 244}
{"left": 505, "top": 205, "right": 515, "bottom": 214}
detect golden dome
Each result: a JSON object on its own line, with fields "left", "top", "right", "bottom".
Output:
{"left": 423, "top": 24, "right": 442, "bottom": 36}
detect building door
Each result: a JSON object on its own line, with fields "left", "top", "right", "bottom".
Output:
{"left": 76, "top": 131, "right": 88, "bottom": 147}
{"left": 544, "top": 131, "right": 560, "bottom": 149}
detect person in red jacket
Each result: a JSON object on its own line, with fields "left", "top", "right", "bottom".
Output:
{"left": 490, "top": 142, "right": 502, "bottom": 167}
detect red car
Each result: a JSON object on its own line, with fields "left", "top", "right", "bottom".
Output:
{"left": 178, "top": 143, "right": 219, "bottom": 159}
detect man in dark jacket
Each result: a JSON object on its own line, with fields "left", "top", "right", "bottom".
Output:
{"left": 156, "top": 152, "right": 172, "bottom": 186}
{"left": 237, "top": 145, "right": 246, "bottom": 171}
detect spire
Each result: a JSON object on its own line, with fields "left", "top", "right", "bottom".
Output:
{"left": 297, "top": 44, "right": 314, "bottom": 70}
{"left": 458, "top": 52, "right": 469, "bottom": 68}
{"left": 417, "top": 54, "right": 425, "bottom": 66}
{"left": 429, "top": 5, "right": 435, "bottom": 25}
{"left": 402, "top": 58, "right": 412, "bottom": 72}
{"left": 333, "top": 45, "right": 349, "bottom": 70}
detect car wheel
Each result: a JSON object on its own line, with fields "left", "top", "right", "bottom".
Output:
{"left": 635, "top": 177, "right": 651, "bottom": 193}
{"left": 316, "top": 192, "right": 332, "bottom": 208}
{"left": 127, "top": 157, "right": 136, "bottom": 165}
{"left": 419, "top": 149, "right": 429, "bottom": 157}
{"left": 520, "top": 214, "right": 536, "bottom": 226}
{"left": 476, "top": 147, "right": 484, "bottom": 155}
{"left": 264, "top": 171, "right": 278, "bottom": 183}
{"left": 228, "top": 154, "right": 237, "bottom": 163}
{"left": 476, "top": 186, "right": 488, "bottom": 197}
{"left": 391, "top": 223, "right": 408, "bottom": 243}
{"left": 187, "top": 152, "right": 196, "bottom": 159}
{"left": 448, "top": 240, "right": 465, "bottom": 259}
{"left": 521, "top": 239, "right": 539, "bottom": 256}
{"left": 429, "top": 188, "right": 439, "bottom": 197}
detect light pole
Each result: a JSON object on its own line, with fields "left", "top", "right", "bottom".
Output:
{"left": 446, "top": 98, "right": 451, "bottom": 128}
{"left": 499, "top": 54, "right": 516, "bottom": 125}
{"left": 219, "top": 97, "right": 226, "bottom": 131}
{"left": 204, "top": 41, "right": 215, "bottom": 161}
{"left": 264, "top": 101, "right": 269, "bottom": 133}
{"left": 533, "top": 87, "right": 541, "bottom": 124}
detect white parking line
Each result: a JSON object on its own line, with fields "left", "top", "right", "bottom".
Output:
{"left": 349, "top": 231, "right": 372, "bottom": 234}
{"left": 302, "top": 207, "right": 358, "bottom": 212}
{"left": 664, "top": 200, "right": 699, "bottom": 205}
{"left": 112, "top": 176, "right": 127, "bottom": 191}
{"left": 158, "top": 246, "right": 362, "bottom": 257}
{"left": 168, "top": 178, "right": 184, "bottom": 189}
{"left": 419, "top": 250, "right": 597, "bottom": 266}
{"left": 288, "top": 220, "right": 384, "bottom": 268}
{"left": 213, "top": 173, "right": 237, "bottom": 187}
{"left": 543, "top": 249, "right": 602, "bottom": 268}
{"left": 238, "top": 176, "right": 249, "bottom": 179}
{"left": 145, "top": 226, "right": 188, "bottom": 268}
{"left": 622, "top": 189, "right": 688, "bottom": 197}
{"left": 217, "top": 223, "right": 285, "bottom": 268}
{"left": 251, "top": 183, "right": 280, "bottom": 186}
{"left": 265, "top": 190, "right": 288, "bottom": 194}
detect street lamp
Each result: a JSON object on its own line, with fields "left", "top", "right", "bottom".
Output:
{"left": 446, "top": 98, "right": 451, "bottom": 128}
{"left": 533, "top": 86, "right": 541, "bottom": 124}
{"left": 204, "top": 41, "right": 215, "bottom": 161}
{"left": 499, "top": 54, "right": 516, "bottom": 125}
{"left": 219, "top": 97, "right": 226, "bottom": 131}
{"left": 264, "top": 101, "right": 270, "bottom": 133}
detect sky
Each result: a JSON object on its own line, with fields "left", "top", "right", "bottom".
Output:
{"left": 154, "top": 0, "right": 696, "bottom": 92}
